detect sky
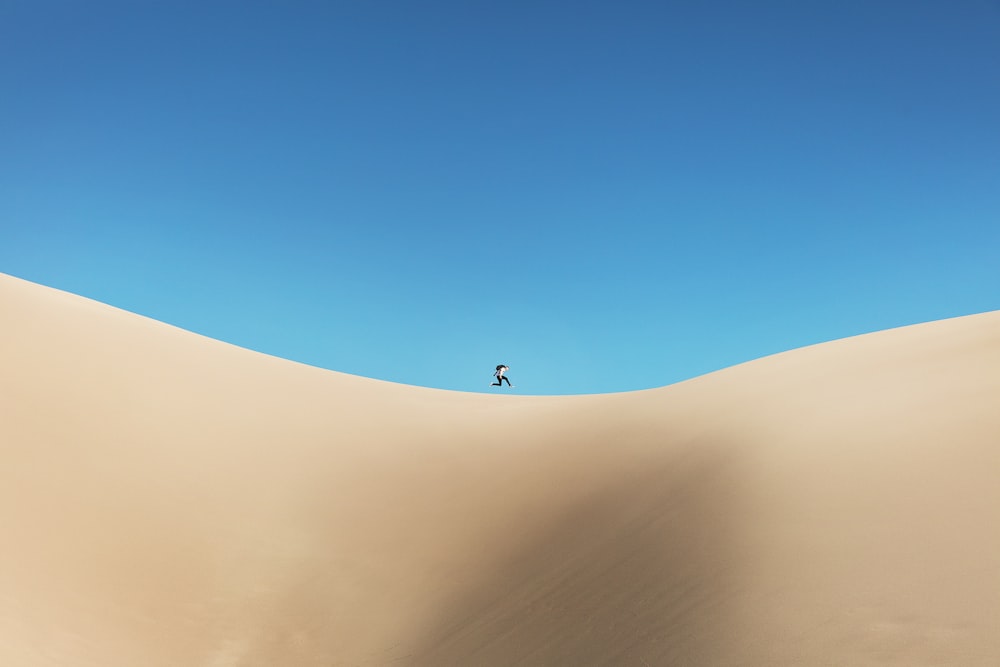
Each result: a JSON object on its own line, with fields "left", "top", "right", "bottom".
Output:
{"left": 2, "top": 1, "right": 999, "bottom": 395}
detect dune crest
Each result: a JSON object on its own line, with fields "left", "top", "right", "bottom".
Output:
{"left": 2, "top": 272, "right": 999, "bottom": 666}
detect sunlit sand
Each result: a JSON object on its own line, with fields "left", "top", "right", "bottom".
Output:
{"left": 2, "top": 272, "right": 998, "bottom": 666}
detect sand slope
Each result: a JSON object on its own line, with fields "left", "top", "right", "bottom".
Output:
{"left": 2, "top": 272, "right": 998, "bottom": 666}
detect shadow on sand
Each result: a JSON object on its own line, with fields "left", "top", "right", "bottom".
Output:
{"left": 404, "top": 437, "right": 749, "bottom": 666}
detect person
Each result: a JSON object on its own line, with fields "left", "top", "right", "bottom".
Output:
{"left": 491, "top": 364, "right": 513, "bottom": 387}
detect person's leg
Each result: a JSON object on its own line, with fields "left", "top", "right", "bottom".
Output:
{"left": 502, "top": 376, "right": 511, "bottom": 386}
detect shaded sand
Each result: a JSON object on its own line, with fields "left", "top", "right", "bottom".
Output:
{"left": 2, "top": 272, "right": 998, "bottom": 666}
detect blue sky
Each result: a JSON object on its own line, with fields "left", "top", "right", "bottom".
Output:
{"left": 3, "top": 1, "right": 998, "bottom": 394}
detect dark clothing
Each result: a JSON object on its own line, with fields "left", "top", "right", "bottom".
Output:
{"left": 492, "top": 364, "right": 511, "bottom": 387}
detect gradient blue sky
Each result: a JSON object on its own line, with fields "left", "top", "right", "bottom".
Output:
{"left": 3, "top": 1, "right": 999, "bottom": 394}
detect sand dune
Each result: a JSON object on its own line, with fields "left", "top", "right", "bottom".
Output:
{"left": 2, "top": 272, "right": 998, "bottom": 666}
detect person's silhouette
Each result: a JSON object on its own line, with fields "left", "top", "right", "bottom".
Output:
{"left": 491, "top": 364, "right": 512, "bottom": 387}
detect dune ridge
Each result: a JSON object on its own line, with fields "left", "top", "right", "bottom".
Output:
{"left": 2, "top": 272, "right": 999, "bottom": 666}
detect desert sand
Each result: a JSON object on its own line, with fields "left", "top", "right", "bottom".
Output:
{"left": 1, "top": 271, "right": 998, "bottom": 666}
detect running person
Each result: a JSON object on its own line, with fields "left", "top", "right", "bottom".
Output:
{"left": 491, "top": 364, "right": 513, "bottom": 387}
